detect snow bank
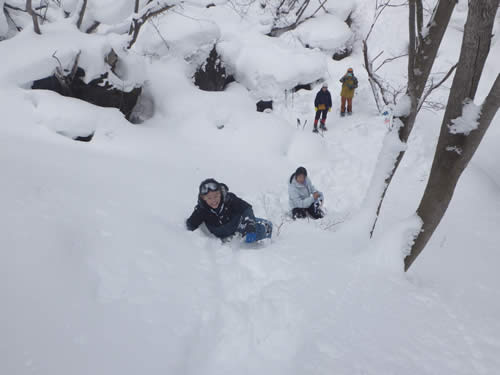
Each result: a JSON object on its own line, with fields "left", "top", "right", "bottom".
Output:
{"left": 290, "top": 14, "right": 353, "bottom": 52}
{"left": 135, "top": 8, "right": 221, "bottom": 61}
{"left": 26, "top": 89, "right": 128, "bottom": 141}
{"left": 0, "top": 22, "right": 114, "bottom": 87}
{"left": 324, "top": 2, "right": 356, "bottom": 21}
{"left": 219, "top": 33, "right": 326, "bottom": 99}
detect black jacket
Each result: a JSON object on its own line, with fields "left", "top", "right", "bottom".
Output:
{"left": 314, "top": 89, "right": 332, "bottom": 109}
{"left": 186, "top": 183, "right": 254, "bottom": 238}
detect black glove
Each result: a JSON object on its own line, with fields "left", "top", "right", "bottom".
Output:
{"left": 244, "top": 220, "right": 256, "bottom": 235}
{"left": 238, "top": 216, "right": 256, "bottom": 236}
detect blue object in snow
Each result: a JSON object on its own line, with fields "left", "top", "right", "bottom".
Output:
{"left": 245, "top": 232, "right": 257, "bottom": 243}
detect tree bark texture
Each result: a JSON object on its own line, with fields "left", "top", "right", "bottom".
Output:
{"left": 370, "top": 0, "right": 457, "bottom": 236}
{"left": 404, "top": 0, "right": 500, "bottom": 271}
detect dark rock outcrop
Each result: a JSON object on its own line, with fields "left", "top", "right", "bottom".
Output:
{"left": 194, "top": 46, "right": 234, "bottom": 91}
{"left": 32, "top": 68, "right": 141, "bottom": 121}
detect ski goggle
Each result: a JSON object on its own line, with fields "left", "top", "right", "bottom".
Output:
{"left": 200, "top": 181, "right": 219, "bottom": 195}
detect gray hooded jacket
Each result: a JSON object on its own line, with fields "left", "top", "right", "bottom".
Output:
{"left": 288, "top": 176, "right": 323, "bottom": 209}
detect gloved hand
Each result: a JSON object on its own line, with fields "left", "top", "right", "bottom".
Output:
{"left": 328, "top": 107, "right": 332, "bottom": 112}
{"left": 348, "top": 84, "right": 353, "bottom": 89}
{"left": 245, "top": 232, "right": 257, "bottom": 243}
{"left": 239, "top": 218, "right": 256, "bottom": 236}
{"left": 315, "top": 107, "right": 318, "bottom": 112}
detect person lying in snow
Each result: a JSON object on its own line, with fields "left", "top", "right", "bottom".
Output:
{"left": 186, "top": 179, "right": 272, "bottom": 242}
{"left": 288, "top": 167, "right": 324, "bottom": 219}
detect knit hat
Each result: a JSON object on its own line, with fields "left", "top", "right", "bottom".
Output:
{"left": 322, "top": 82, "right": 328, "bottom": 88}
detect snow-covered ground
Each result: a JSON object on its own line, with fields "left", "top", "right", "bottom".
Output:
{"left": 2, "top": 1, "right": 500, "bottom": 374}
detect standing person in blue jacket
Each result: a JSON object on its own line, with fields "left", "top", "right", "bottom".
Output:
{"left": 288, "top": 167, "right": 324, "bottom": 219}
{"left": 313, "top": 82, "right": 332, "bottom": 133}
{"left": 186, "top": 179, "right": 272, "bottom": 242}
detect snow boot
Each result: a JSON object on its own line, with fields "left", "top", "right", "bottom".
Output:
{"left": 320, "top": 122, "right": 327, "bottom": 131}
{"left": 340, "top": 112, "right": 346, "bottom": 117}
{"left": 347, "top": 111, "right": 353, "bottom": 116}
{"left": 313, "top": 127, "right": 319, "bottom": 133}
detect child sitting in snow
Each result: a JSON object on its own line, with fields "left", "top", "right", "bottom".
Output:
{"left": 186, "top": 179, "right": 272, "bottom": 242}
{"left": 288, "top": 167, "right": 324, "bottom": 219}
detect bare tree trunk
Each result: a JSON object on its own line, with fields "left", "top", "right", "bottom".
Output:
{"left": 369, "top": 0, "right": 456, "bottom": 236}
{"left": 404, "top": 0, "right": 500, "bottom": 271}
{"left": 74, "top": 0, "right": 87, "bottom": 30}
{"left": 26, "top": 0, "right": 41, "bottom": 34}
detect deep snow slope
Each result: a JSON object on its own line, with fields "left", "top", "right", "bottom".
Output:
{"left": 2, "top": 0, "right": 500, "bottom": 374}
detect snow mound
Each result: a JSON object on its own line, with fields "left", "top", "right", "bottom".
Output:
{"left": 290, "top": 14, "right": 353, "bottom": 52}
{"left": 219, "top": 33, "right": 326, "bottom": 99}
{"left": 135, "top": 9, "right": 221, "bottom": 60}
{"left": 26, "top": 89, "right": 128, "bottom": 141}
{"left": 0, "top": 22, "right": 112, "bottom": 87}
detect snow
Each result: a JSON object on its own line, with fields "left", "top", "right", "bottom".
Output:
{"left": 394, "top": 94, "right": 412, "bottom": 117}
{"left": 2, "top": 0, "right": 500, "bottom": 374}
{"left": 218, "top": 32, "right": 326, "bottom": 99}
{"left": 134, "top": 9, "right": 221, "bottom": 61}
{"left": 449, "top": 100, "right": 481, "bottom": 135}
{"left": 288, "top": 14, "right": 353, "bottom": 52}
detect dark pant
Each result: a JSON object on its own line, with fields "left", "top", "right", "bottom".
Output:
{"left": 292, "top": 203, "right": 324, "bottom": 220}
{"left": 207, "top": 208, "right": 272, "bottom": 240}
{"left": 314, "top": 110, "right": 328, "bottom": 127}
{"left": 341, "top": 97, "right": 352, "bottom": 113}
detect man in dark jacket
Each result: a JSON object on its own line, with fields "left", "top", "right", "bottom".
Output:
{"left": 313, "top": 82, "right": 332, "bottom": 132}
{"left": 186, "top": 179, "right": 272, "bottom": 242}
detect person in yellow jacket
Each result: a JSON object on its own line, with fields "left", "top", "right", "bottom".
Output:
{"left": 339, "top": 67, "right": 358, "bottom": 116}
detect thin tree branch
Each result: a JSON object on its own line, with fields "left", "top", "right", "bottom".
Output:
{"left": 86, "top": 21, "right": 100, "bottom": 33}
{"left": 127, "top": 2, "right": 175, "bottom": 49}
{"left": 418, "top": 63, "right": 458, "bottom": 112}
{"left": 3, "top": 7, "right": 22, "bottom": 31}
{"left": 371, "top": 50, "right": 385, "bottom": 64}
{"left": 375, "top": 53, "right": 408, "bottom": 72}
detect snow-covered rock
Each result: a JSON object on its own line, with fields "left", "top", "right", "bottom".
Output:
{"left": 288, "top": 14, "right": 353, "bottom": 52}
{"left": 219, "top": 32, "right": 326, "bottom": 99}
